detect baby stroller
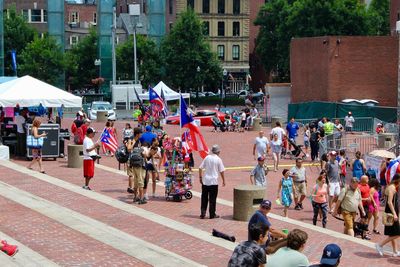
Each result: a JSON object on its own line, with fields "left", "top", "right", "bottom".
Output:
{"left": 212, "top": 117, "right": 226, "bottom": 132}
{"left": 282, "top": 138, "right": 307, "bottom": 160}
{"left": 164, "top": 172, "right": 193, "bottom": 201}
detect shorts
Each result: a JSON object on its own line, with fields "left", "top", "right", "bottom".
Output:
{"left": 127, "top": 166, "right": 145, "bottom": 188}
{"left": 83, "top": 159, "right": 95, "bottom": 178}
{"left": 304, "top": 140, "right": 310, "bottom": 148}
{"left": 342, "top": 210, "right": 357, "bottom": 231}
{"left": 240, "top": 121, "right": 246, "bottom": 128}
{"left": 294, "top": 181, "right": 307, "bottom": 198}
{"left": 360, "top": 205, "right": 369, "bottom": 219}
{"left": 146, "top": 163, "right": 155, "bottom": 172}
{"left": 328, "top": 181, "right": 341, "bottom": 197}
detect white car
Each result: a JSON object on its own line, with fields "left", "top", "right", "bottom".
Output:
{"left": 88, "top": 101, "right": 117, "bottom": 121}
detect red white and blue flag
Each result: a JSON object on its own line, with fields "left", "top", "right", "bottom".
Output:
{"left": 386, "top": 157, "right": 400, "bottom": 184}
{"left": 100, "top": 128, "right": 118, "bottom": 154}
{"left": 149, "top": 87, "right": 166, "bottom": 118}
{"left": 180, "top": 95, "right": 209, "bottom": 159}
{"left": 160, "top": 88, "right": 169, "bottom": 117}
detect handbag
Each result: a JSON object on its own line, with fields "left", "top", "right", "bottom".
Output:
{"left": 382, "top": 212, "right": 395, "bottom": 226}
{"left": 26, "top": 135, "right": 44, "bottom": 149}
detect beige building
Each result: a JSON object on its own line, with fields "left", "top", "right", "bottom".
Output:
{"left": 176, "top": 0, "right": 250, "bottom": 92}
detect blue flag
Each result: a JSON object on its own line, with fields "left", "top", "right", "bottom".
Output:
{"left": 11, "top": 50, "right": 17, "bottom": 75}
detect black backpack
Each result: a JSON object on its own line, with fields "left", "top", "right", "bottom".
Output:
{"left": 129, "top": 141, "right": 144, "bottom": 167}
{"left": 115, "top": 145, "right": 129, "bottom": 164}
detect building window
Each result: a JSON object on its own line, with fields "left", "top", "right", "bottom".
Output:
{"left": 70, "top": 35, "right": 79, "bottom": 46}
{"left": 93, "top": 12, "right": 97, "bottom": 24}
{"left": 30, "top": 9, "right": 42, "bottom": 22}
{"left": 218, "top": 21, "right": 225, "bottom": 36}
{"left": 232, "top": 45, "right": 240, "bottom": 60}
{"left": 233, "top": 22, "right": 240, "bottom": 36}
{"left": 218, "top": 0, "right": 225, "bottom": 14}
{"left": 203, "top": 21, "right": 209, "bottom": 36}
{"left": 202, "top": 0, "right": 210, "bottom": 14}
{"left": 43, "top": 10, "right": 47, "bottom": 22}
{"left": 22, "top": 10, "right": 28, "bottom": 21}
{"left": 169, "top": 0, "right": 173, "bottom": 14}
{"left": 169, "top": 22, "right": 173, "bottom": 31}
{"left": 233, "top": 0, "right": 240, "bottom": 15}
{"left": 217, "top": 45, "right": 225, "bottom": 60}
{"left": 143, "top": 0, "right": 147, "bottom": 14}
{"left": 69, "top": 11, "right": 79, "bottom": 23}
{"left": 187, "top": 0, "right": 194, "bottom": 9}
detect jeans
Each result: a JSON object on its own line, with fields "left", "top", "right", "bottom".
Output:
{"left": 312, "top": 201, "right": 328, "bottom": 228}
{"left": 201, "top": 184, "right": 218, "bottom": 217}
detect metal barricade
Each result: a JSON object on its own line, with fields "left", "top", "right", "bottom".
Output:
{"left": 320, "top": 133, "right": 378, "bottom": 158}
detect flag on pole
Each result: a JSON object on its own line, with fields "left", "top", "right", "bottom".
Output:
{"left": 149, "top": 87, "right": 166, "bottom": 118}
{"left": 134, "top": 88, "right": 146, "bottom": 115}
{"left": 100, "top": 128, "right": 118, "bottom": 154}
{"left": 180, "top": 95, "right": 209, "bottom": 158}
{"left": 160, "top": 88, "right": 169, "bottom": 117}
{"left": 11, "top": 50, "right": 17, "bottom": 75}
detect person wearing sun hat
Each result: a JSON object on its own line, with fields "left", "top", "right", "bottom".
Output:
{"left": 250, "top": 156, "right": 268, "bottom": 187}
{"left": 309, "top": 243, "right": 342, "bottom": 267}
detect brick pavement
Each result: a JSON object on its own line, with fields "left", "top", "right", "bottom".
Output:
{"left": 0, "top": 118, "right": 398, "bottom": 266}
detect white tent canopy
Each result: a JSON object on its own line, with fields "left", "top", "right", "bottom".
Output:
{"left": 0, "top": 75, "right": 82, "bottom": 108}
{"left": 138, "top": 81, "right": 190, "bottom": 101}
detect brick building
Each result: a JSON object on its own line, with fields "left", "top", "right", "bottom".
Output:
{"left": 290, "top": 36, "right": 398, "bottom": 107}
{"left": 4, "top": 0, "right": 48, "bottom": 33}
{"left": 391, "top": 0, "right": 400, "bottom": 35}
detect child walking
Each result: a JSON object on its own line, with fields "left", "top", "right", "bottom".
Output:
{"left": 83, "top": 127, "right": 100, "bottom": 190}
{"left": 277, "top": 169, "right": 294, "bottom": 217}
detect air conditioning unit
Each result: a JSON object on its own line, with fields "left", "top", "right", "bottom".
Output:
{"left": 89, "top": 21, "right": 97, "bottom": 26}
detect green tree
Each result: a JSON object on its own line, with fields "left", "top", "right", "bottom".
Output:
{"left": 161, "top": 9, "right": 222, "bottom": 91}
{"left": 255, "top": 0, "right": 377, "bottom": 82}
{"left": 65, "top": 28, "right": 98, "bottom": 90}
{"left": 4, "top": 7, "right": 36, "bottom": 76}
{"left": 368, "top": 0, "right": 390, "bottom": 35}
{"left": 116, "top": 35, "right": 162, "bottom": 88}
{"left": 19, "top": 35, "right": 65, "bottom": 85}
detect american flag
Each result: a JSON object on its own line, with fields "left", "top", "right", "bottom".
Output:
{"left": 149, "top": 87, "right": 166, "bottom": 118}
{"left": 100, "top": 128, "right": 118, "bottom": 154}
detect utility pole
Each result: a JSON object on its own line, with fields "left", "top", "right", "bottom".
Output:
{"left": 111, "top": 6, "right": 116, "bottom": 85}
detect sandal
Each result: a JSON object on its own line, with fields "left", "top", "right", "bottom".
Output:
{"left": 40, "top": 171, "right": 46, "bottom": 174}
{"left": 373, "top": 230, "right": 381, "bottom": 234}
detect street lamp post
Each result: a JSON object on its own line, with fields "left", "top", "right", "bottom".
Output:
{"left": 196, "top": 66, "right": 200, "bottom": 99}
{"left": 129, "top": 4, "right": 141, "bottom": 85}
{"left": 222, "top": 69, "right": 227, "bottom": 107}
{"left": 94, "top": 59, "right": 101, "bottom": 93}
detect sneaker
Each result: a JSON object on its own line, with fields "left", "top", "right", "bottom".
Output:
{"left": 138, "top": 198, "right": 147, "bottom": 205}
{"left": 294, "top": 204, "right": 301, "bottom": 210}
{"left": 82, "top": 186, "right": 92, "bottom": 191}
{"left": 299, "top": 203, "right": 304, "bottom": 209}
{"left": 1, "top": 241, "right": 18, "bottom": 257}
{"left": 152, "top": 193, "right": 157, "bottom": 198}
{"left": 127, "top": 187, "right": 134, "bottom": 194}
{"left": 393, "top": 251, "right": 400, "bottom": 257}
{"left": 133, "top": 197, "right": 140, "bottom": 203}
{"left": 375, "top": 243, "right": 384, "bottom": 256}
{"left": 144, "top": 194, "right": 149, "bottom": 201}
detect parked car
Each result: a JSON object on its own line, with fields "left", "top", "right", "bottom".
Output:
{"left": 190, "top": 92, "right": 206, "bottom": 98}
{"left": 237, "top": 90, "right": 249, "bottom": 99}
{"left": 166, "top": 110, "right": 228, "bottom": 126}
{"left": 88, "top": 101, "right": 117, "bottom": 121}
{"left": 204, "top": 91, "right": 217, "bottom": 97}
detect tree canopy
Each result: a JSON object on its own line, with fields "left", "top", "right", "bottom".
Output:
{"left": 161, "top": 9, "right": 222, "bottom": 91}
{"left": 116, "top": 35, "right": 162, "bottom": 89}
{"left": 19, "top": 35, "right": 65, "bottom": 85}
{"left": 255, "top": 0, "right": 390, "bottom": 82}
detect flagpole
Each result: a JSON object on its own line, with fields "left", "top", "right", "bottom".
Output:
{"left": 179, "top": 91, "right": 182, "bottom": 137}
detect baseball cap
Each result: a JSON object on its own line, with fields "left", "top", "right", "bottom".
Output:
{"left": 320, "top": 244, "right": 342, "bottom": 266}
{"left": 260, "top": 200, "right": 272, "bottom": 209}
{"left": 257, "top": 156, "right": 265, "bottom": 161}
{"left": 86, "top": 127, "right": 96, "bottom": 134}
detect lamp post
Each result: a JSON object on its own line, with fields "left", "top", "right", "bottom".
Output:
{"left": 94, "top": 59, "right": 101, "bottom": 93}
{"left": 129, "top": 4, "right": 141, "bottom": 85}
{"left": 196, "top": 66, "right": 200, "bottom": 99}
{"left": 222, "top": 69, "right": 227, "bottom": 106}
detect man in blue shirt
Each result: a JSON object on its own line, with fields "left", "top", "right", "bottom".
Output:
{"left": 139, "top": 125, "right": 157, "bottom": 146}
{"left": 286, "top": 117, "right": 299, "bottom": 143}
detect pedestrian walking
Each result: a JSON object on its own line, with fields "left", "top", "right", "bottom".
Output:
{"left": 270, "top": 133, "right": 282, "bottom": 172}
{"left": 199, "top": 144, "right": 226, "bottom": 219}
{"left": 311, "top": 171, "right": 329, "bottom": 228}
{"left": 27, "top": 118, "right": 47, "bottom": 173}
{"left": 303, "top": 125, "right": 310, "bottom": 157}
{"left": 253, "top": 130, "right": 269, "bottom": 159}
{"left": 81, "top": 127, "right": 100, "bottom": 190}
{"left": 250, "top": 156, "right": 268, "bottom": 187}
{"left": 367, "top": 178, "right": 381, "bottom": 235}
{"left": 333, "top": 119, "right": 344, "bottom": 149}
{"left": 290, "top": 158, "right": 308, "bottom": 210}
{"left": 375, "top": 174, "right": 400, "bottom": 257}
{"left": 344, "top": 112, "right": 355, "bottom": 133}
{"left": 122, "top": 123, "right": 134, "bottom": 140}
{"left": 333, "top": 178, "right": 366, "bottom": 237}
{"left": 337, "top": 150, "right": 347, "bottom": 188}
{"left": 286, "top": 117, "right": 299, "bottom": 147}
{"left": 270, "top": 121, "right": 286, "bottom": 142}
{"left": 325, "top": 151, "right": 341, "bottom": 213}
{"left": 358, "top": 175, "right": 372, "bottom": 239}
{"left": 277, "top": 169, "right": 295, "bottom": 217}
{"left": 351, "top": 151, "right": 366, "bottom": 180}
{"left": 310, "top": 126, "right": 319, "bottom": 161}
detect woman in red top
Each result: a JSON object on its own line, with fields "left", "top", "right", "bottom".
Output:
{"left": 311, "top": 171, "right": 329, "bottom": 228}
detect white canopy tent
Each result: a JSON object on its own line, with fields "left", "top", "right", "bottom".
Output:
{"left": 0, "top": 75, "right": 82, "bottom": 108}
{"left": 138, "top": 81, "right": 190, "bottom": 101}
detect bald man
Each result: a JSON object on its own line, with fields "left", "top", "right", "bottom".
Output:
{"left": 253, "top": 131, "right": 270, "bottom": 160}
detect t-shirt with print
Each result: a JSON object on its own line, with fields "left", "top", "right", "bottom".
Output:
{"left": 254, "top": 136, "right": 269, "bottom": 157}
{"left": 228, "top": 241, "right": 266, "bottom": 267}
{"left": 286, "top": 122, "right": 299, "bottom": 139}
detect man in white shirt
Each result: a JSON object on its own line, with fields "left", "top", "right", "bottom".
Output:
{"left": 344, "top": 112, "right": 355, "bottom": 133}
{"left": 253, "top": 131, "right": 269, "bottom": 159}
{"left": 199, "top": 144, "right": 225, "bottom": 219}
{"left": 82, "top": 127, "right": 100, "bottom": 190}
{"left": 270, "top": 121, "right": 286, "bottom": 142}
{"left": 15, "top": 108, "right": 28, "bottom": 157}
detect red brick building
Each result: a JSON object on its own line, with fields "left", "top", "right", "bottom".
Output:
{"left": 290, "top": 36, "right": 398, "bottom": 107}
{"left": 391, "top": 0, "right": 400, "bottom": 35}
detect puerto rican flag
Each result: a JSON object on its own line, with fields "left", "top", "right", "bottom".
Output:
{"left": 149, "top": 87, "right": 166, "bottom": 118}
{"left": 386, "top": 157, "right": 400, "bottom": 184}
{"left": 100, "top": 128, "right": 118, "bottom": 154}
{"left": 180, "top": 95, "right": 209, "bottom": 159}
